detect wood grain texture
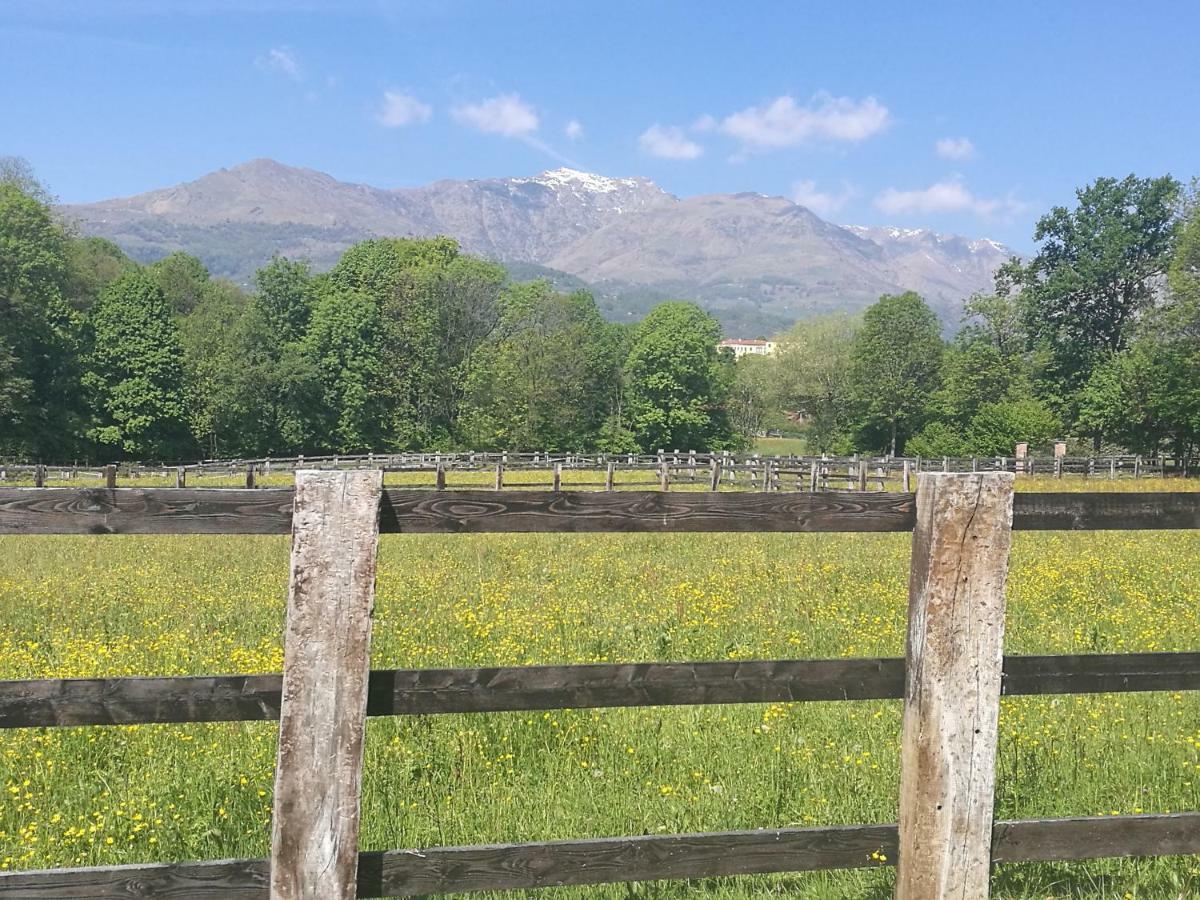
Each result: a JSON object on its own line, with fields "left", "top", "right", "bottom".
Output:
{"left": 0, "top": 488, "right": 294, "bottom": 534}
{"left": 0, "top": 857, "right": 270, "bottom": 898}
{"left": 3, "top": 488, "right": 1200, "bottom": 534}
{"left": 992, "top": 812, "right": 1200, "bottom": 863}
{"left": 1011, "top": 491, "right": 1200, "bottom": 530}
{"left": 4, "top": 814, "right": 1198, "bottom": 897}
{"left": 5, "top": 652, "right": 1200, "bottom": 729}
{"left": 378, "top": 490, "right": 916, "bottom": 533}
{"left": 896, "top": 472, "right": 1014, "bottom": 900}
{"left": 364, "top": 823, "right": 899, "bottom": 895}
{"left": 269, "top": 471, "right": 382, "bottom": 900}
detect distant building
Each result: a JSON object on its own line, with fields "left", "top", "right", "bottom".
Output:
{"left": 718, "top": 338, "right": 777, "bottom": 358}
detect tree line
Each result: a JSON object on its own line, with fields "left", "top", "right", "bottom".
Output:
{"left": 734, "top": 174, "right": 1200, "bottom": 459}
{"left": 4, "top": 160, "right": 1198, "bottom": 463}
{"left": 0, "top": 160, "right": 740, "bottom": 462}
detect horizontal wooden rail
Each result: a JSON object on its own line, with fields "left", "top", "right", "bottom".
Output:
{"left": 2, "top": 813, "right": 1197, "bottom": 898}
{"left": 4, "top": 652, "right": 1198, "bottom": 729}
{"left": 2, "top": 488, "right": 1200, "bottom": 535}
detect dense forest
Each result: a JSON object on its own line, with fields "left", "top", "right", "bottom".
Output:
{"left": 0, "top": 159, "right": 740, "bottom": 461}
{"left": 2, "top": 158, "right": 1198, "bottom": 462}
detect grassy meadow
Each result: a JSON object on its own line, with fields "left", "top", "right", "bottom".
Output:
{"left": 3, "top": 476, "right": 1200, "bottom": 897}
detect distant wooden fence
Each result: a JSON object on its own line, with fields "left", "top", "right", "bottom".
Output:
{"left": 2, "top": 479, "right": 1200, "bottom": 898}
{"left": 0, "top": 449, "right": 1173, "bottom": 491}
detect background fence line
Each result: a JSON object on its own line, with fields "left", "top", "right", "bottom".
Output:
{"left": 0, "top": 449, "right": 1178, "bottom": 489}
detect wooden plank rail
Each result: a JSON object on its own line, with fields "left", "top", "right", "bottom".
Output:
{"left": 4, "top": 652, "right": 1200, "bottom": 729}
{"left": 4, "top": 487, "right": 1200, "bottom": 535}
{"left": 4, "top": 814, "right": 1199, "bottom": 898}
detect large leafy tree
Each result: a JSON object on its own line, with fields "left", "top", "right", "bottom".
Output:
{"left": 84, "top": 270, "right": 191, "bottom": 458}
{"left": 1016, "top": 174, "right": 1180, "bottom": 432}
{"left": 458, "top": 282, "right": 623, "bottom": 450}
{"left": 328, "top": 237, "right": 503, "bottom": 447}
{"left": 774, "top": 314, "right": 858, "bottom": 453}
{"left": 0, "top": 176, "right": 86, "bottom": 458}
{"left": 300, "top": 284, "right": 385, "bottom": 452}
{"left": 849, "top": 292, "right": 944, "bottom": 455}
{"left": 622, "top": 301, "right": 738, "bottom": 452}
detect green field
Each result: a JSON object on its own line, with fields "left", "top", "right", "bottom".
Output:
{"left": 3, "top": 480, "right": 1200, "bottom": 897}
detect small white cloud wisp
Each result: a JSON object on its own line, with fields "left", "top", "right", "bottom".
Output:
{"left": 721, "top": 93, "right": 890, "bottom": 152}
{"left": 792, "top": 179, "right": 857, "bottom": 217}
{"left": 935, "top": 137, "right": 975, "bottom": 161}
{"left": 638, "top": 124, "right": 703, "bottom": 160}
{"left": 257, "top": 46, "right": 302, "bottom": 82}
{"left": 452, "top": 93, "right": 539, "bottom": 137}
{"left": 377, "top": 90, "right": 432, "bottom": 127}
{"left": 564, "top": 119, "right": 584, "bottom": 141}
{"left": 874, "top": 177, "right": 1027, "bottom": 219}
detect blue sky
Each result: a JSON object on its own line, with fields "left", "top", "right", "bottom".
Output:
{"left": 2, "top": 0, "right": 1197, "bottom": 249}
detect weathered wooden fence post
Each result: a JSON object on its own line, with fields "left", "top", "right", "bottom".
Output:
{"left": 435, "top": 463, "right": 446, "bottom": 491}
{"left": 902, "top": 459, "right": 911, "bottom": 493}
{"left": 176, "top": 466, "right": 186, "bottom": 489}
{"left": 809, "top": 460, "right": 819, "bottom": 492}
{"left": 709, "top": 456, "right": 721, "bottom": 492}
{"left": 33, "top": 465, "right": 45, "bottom": 488}
{"left": 245, "top": 463, "right": 256, "bottom": 490}
{"left": 857, "top": 461, "right": 867, "bottom": 491}
{"left": 895, "top": 472, "right": 1014, "bottom": 900}
{"left": 552, "top": 463, "right": 562, "bottom": 492}
{"left": 659, "top": 459, "right": 670, "bottom": 491}
{"left": 605, "top": 460, "right": 616, "bottom": 492}
{"left": 104, "top": 465, "right": 117, "bottom": 489}
{"left": 269, "top": 469, "right": 383, "bottom": 900}
{"left": 494, "top": 462, "right": 504, "bottom": 491}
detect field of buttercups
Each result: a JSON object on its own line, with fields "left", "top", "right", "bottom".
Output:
{"left": 3, "top": 478, "right": 1200, "bottom": 897}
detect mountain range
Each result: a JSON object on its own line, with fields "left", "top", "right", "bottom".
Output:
{"left": 61, "top": 159, "right": 1012, "bottom": 336}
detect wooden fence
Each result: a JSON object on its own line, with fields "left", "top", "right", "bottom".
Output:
{"left": 2, "top": 478, "right": 1200, "bottom": 898}
{"left": 0, "top": 449, "right": 1173, "bottom": 491}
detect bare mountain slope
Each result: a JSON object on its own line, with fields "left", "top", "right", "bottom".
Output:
{"left": 63, "top": 160, "right": 1011, "bottom": 334}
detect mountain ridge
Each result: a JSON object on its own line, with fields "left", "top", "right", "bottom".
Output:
{"left": 61, "top": 159, "right": 1012, "bottom": 335}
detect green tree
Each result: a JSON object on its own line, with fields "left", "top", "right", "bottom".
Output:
{"left": 84, "top": 271, "right": 191, "bottom": 458}
{"left": 849, "top": 292, "right": 944, "bottom": 455}
{"left": 622, "top": 302, "right": 738, "bottom": 452}
{"left": 727, "top": 353, "right": 784, "bottom": 444}
{"left": 774, "top": 314, "right": 858, "bottom": 453}
{"left": 0, "top": 178, "right": 86, "bottom": 458}
{"left": 328, "top": 237, "right": 503, "bottom": 447}
{"left": 149, "top": 252, "right": 211, "bottom": 316}
{"left": 1016, "top": 174, "right": 1181, "bottom": 442}
{"left": 458, "top": 283, "right": 623, "bottom": 450}
{"left": 300, "top": 285, "right": 385, "bottom": 451}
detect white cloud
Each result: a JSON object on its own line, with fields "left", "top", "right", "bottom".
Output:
{"left": 564, "top": 119, "right": 584, "bottom": 140}
{"left": 720, "top": 93, "right": 890, "bottom": 151}
{"left": 638, "top": 124, "right": 703, "bottom": 160}
{"left": 452, "top": 93, "right": 539, "bottom": 137}
{"left": 377, "top": 89, "right": 432, "bottom": 127}
{"left": 257, "top": 46, "right": 302, "bottom": 81}
{"left": 874, "top": 177, "right": 1027, "bottom": 219}
{"left": 935, "top": 137, "right": 975, "bottom": 161}
{"left": 792, "top": 179, "right": 857, "bottom": 217}
{"left": 691, "top": 113, "right": 717, "bottom": 133}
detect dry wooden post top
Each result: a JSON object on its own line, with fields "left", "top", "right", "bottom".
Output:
{"left": 104, "top": 464, "right": 117, "bottom": 489}
{"left": 896, "top": 472, "right": 1014, "bottom": 900}
{"left": 269, "top": 470, "right": 383, "bottom": 900}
